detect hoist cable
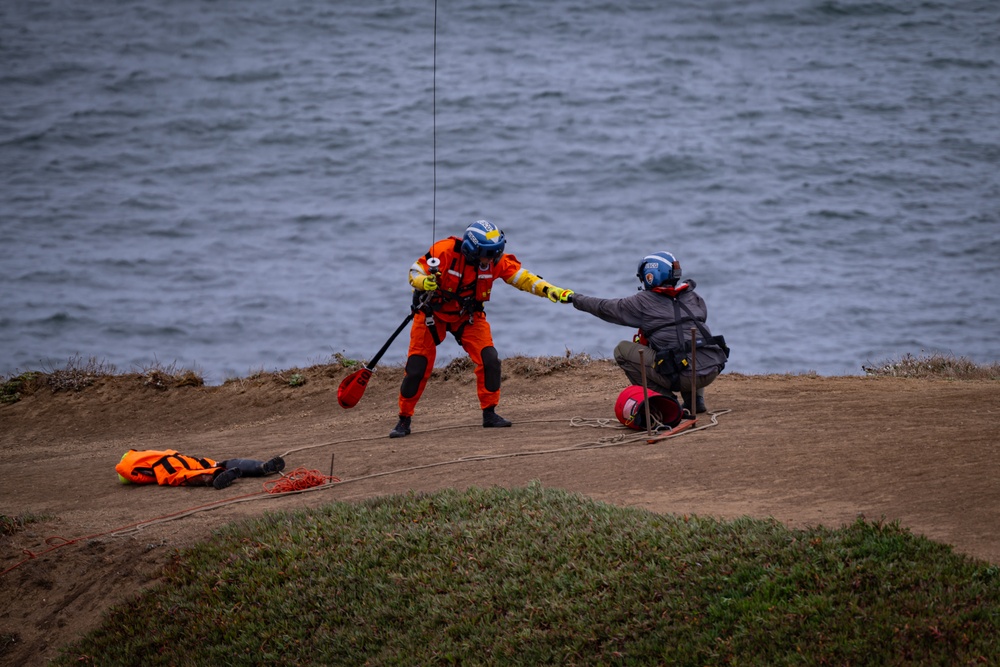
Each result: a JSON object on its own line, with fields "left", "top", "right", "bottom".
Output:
{"left": 432, "top": 0, "right": 438, "bottom": 246}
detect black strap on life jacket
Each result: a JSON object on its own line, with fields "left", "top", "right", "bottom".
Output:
{"left": 410, "top": 290, "right": 443, "bottom": 345}
{"left": 150, "top": 454, "right": 214, "bottom": 475}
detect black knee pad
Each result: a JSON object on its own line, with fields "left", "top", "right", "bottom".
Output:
{"left": 400, "top": 355, "right": 429, "bottom": 398}
{"left": 482, "top": 346, "right": 501, "bottom": 392}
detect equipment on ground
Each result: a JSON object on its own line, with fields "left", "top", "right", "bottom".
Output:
{"left": 336, "top": 314, "right": 413, "bottom": 409}
{"left": 614, "top": 386, "right": 683, "bottom": 431}
{"left": 338, "top": 260, "right": 440, "bottom": 409}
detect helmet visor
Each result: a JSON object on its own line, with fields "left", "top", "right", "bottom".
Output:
{"left": 478, "top": 245, "right": 504, "bottom": 260}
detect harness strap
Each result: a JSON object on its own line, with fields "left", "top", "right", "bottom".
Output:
{"left": 428, "top": 317, "right": 443, "bottom": 345}
{"left": 643, "top": 295, "right": 714, "bottom": 346}
{"left": 425, "top": 240, "right": 483, "bottom": 317}
{"left": 671, "top": 300, "right": 715, "bottom": 350}
{"left": 453, "top": 318, "right": 471, "bottom": 346}
{"left": 410, "top": 290, "right": 443, "bottom": 345}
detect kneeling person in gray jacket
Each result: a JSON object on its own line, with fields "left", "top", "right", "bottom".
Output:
{"left": 570, "top": 250, "right": 729, "bottom": 414}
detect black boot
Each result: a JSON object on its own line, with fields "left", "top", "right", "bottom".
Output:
{"left": 262, "top": 456, "right": 285, "bottom": 475}
{"left": 683, "top": 395, "right": 707, "bottom": 414}
{"left": 213, "top": 467, "right": 242, "bottom": 490}
{"left": 389, "top": 415, "right": 412, "bottom": 438}
{"left": 482, "top": 406, "right": 512, "bottom": 428}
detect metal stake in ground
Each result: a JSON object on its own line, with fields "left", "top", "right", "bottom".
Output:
{"left": 690, "top": 327, "right": 698, "bottom": 420}
{"left": 638, "top": 348, "right": 653, "bottom": 438}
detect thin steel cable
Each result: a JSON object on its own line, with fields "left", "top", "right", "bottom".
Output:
{"left": 432, "top": 0, "right": 438, "bottom": 245}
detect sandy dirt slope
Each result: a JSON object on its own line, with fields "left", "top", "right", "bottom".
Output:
{"left": 1, "top": 358, "right": 998, "bottom": 666}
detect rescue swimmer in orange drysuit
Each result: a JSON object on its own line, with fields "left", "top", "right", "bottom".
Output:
{"left": 116, "top": 449, "right": 286, "bottom": 490}
{"left": 389, "top": 220, "right": 574, "bottom": 438}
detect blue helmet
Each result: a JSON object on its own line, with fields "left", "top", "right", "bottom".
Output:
{"left": 461, "top": 219, "right": 506, "bottom": 263}
{"left": 637, "top": 251, "right": 681, "bottom": 290}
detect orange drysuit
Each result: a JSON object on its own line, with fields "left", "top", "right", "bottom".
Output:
{"left": 398, "top": 236, "right": 562, "bottom": 417}
{"left": 116, "top": 449, "right": 221, "bottom": 486}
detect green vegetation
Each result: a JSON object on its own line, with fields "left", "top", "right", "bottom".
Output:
{"left": 864, "top": 352, "right": 1000, "bottom": 380}
{"left": 0, "top": 371, "right": 39, "bottom": 404}
{"left": 332, "top": 352, "right": 361, "bottom": 369}
{"left": 55, "top": 484, "right": 999, "bottom": 666}
{"left": 0, "top": 512, "right": 54, "bottom": 536}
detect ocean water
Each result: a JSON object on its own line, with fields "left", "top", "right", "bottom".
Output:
{"left": 2, "top": 0, "right": 998, "bottom": 385}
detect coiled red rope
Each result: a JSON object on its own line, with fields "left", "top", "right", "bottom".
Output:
{"left": 263, "top": 467, "right": 339, "bottom": 494}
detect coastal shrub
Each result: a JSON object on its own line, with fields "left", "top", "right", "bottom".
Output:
{"left": 0, "top": 357, "right": 204, "bottom": 403}
{"left": 863, "top": 352, "right": 1000, "bottom": 380}
{"left": 45, "top": 356, "right": 116, "bottom": 392}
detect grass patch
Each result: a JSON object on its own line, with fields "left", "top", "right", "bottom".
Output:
{"left": 503, "top": 351, "right": 594, "bottom": 378}
{"left": 443, "top": 352, "right": 595, "bottom": 381}
{"left": 221, "top": 354, "right": 363, "bottom": 389}
{"left": 135, "top": 360, "right": 204, "bottom": 391}
{"left": 863, "top": 353, "right": 1000, "bottom": 380}
{"left": 0, "top": 356, "right": 116, "bottom": 404}
{"left": 0, "top": 356, "right": 205, "bottom": 404}
{"left": 0, "top": 512, "right": 55, "bottom": 536}
{"left": 331, "top": 352, "right": 361, "bottom": 369}
{"left": 54, "top": 484, "right": 1000, "bottom": 665}
{"left": 0, "top": 371, "right": 41, "bottom": 404}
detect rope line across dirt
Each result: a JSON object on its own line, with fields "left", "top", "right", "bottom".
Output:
{"left": 2, "top": 410, "right": 728, "bottom": 577}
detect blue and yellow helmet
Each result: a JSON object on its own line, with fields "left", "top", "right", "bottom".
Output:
{"left": 461, "top": 219, "right": 506, "bottom": 263}
{"left": 637, "top": 251, "right": 681, "bottom": 290}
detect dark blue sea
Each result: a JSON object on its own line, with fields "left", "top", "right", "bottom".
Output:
{"left": 2, "top": 0, "right": 998, "bottom": 384}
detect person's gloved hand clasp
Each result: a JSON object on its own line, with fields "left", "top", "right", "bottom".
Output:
{"left": 418, "top": 274, "right": 438, "bottom": 292}
{"left": 546, "top": 286, "right": 574, "bottom": 304}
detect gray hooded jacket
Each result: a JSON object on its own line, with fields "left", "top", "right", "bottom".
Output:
{"left": 572, "top": 279, "right": 728, "bottom": 375}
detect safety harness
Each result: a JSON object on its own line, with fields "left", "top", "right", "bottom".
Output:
{"left": 418, "top": 239, "right": 489, "bottom": 345}
{"left": 644, "top": 294, "right": 730, "bottom": 377}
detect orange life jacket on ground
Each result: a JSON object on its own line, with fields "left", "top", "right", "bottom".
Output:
{"left": 116, "top": 449, "right": 222, "bottom": 486}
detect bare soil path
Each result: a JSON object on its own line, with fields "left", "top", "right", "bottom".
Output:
{"left": 2, "top": 359, "right": 998, "bottom": 666}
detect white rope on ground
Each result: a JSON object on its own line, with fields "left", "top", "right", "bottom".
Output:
{"left": 106, "top": 410, "right": 731, "bottom": 537}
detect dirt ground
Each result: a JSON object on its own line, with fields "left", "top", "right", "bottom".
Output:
{"left": 1, "top": 358, "right": 998, "bottom": 666}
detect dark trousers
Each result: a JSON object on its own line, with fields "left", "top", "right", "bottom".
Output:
{"left": 613, "top": 341, "right": 718, "bottom": 402}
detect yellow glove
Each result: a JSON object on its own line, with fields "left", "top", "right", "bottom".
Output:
{"left": 417, "top": 274, "right": 438, "bottom": 291}
{"left": 546, "top": 287, "right": 574, "bottom": 303}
